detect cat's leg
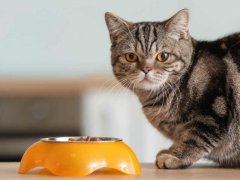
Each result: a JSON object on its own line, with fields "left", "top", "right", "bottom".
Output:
{"left": 155, "top": 141, "right": 216, "bottom": 169}
{"left": 155, "top": 118, "right": 222, "bottom": 169}
{"left": 155, "top": 141, "right": 207, "bottom": 169}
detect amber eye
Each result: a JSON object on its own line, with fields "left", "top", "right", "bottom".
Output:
{"left": 156, "top": 52, "right": 169, "bottom": 62}
{"left": 125, "top": 53, "right": 138, "bottom": 62}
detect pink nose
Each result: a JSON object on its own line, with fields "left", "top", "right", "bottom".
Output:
{"left": 141, "top": 67, "right": 152, "bottom": 74}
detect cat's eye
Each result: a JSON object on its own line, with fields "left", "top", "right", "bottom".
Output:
{"left": 125, "top": 53, "right": 138, "bottom": 62}
{"left": 156, "top": 52, "right": 169, "bottom": 62}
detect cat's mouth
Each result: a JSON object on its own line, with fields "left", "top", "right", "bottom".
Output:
{"left": 133, "top": 73, "right": 169, "bottom": 91}
{"left": 136, "top": 76, "right": 156, "bottom": 87}
{"left": 142, "top": 78, "right": 153, "bottom": 84}
{"left": 141, "top": 75, "right": 155, "bottom": 83}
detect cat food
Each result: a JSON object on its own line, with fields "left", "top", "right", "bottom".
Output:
{"left": 68, "top": 136, "right": 102, "bottom": 142}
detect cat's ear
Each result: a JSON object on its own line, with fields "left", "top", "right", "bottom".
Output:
{"left": 165, "top": 8, "right": 189, "bottom": 40}
{"left": 105, "top": 12, "right": 132, "bottom": 43}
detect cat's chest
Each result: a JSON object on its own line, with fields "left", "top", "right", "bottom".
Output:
{"left": 137, "top": 90, "right": 183, "bottom": 139}
{"left": 142, "top": 105, "right": 180, "bottom": 139}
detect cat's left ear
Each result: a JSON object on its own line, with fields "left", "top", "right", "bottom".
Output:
{"left": 105, "top": 12, "right": 132, "bottom": 43}
{"left": 165, "top": 8, "right": 190, "bottom": 40}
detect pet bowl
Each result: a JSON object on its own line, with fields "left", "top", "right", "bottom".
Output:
{"left": 18, "top": 136, "right": 141, "bottom": 176}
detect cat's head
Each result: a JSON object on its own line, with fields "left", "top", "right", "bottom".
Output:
{"left": 105, "top": 9, "right": 193, "bottom": 92}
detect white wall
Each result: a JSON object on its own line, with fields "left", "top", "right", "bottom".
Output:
{"left": 0, "top": 0, "right": 240, "bottom": 78}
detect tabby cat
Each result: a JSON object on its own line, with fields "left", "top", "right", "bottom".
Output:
{"left": 105, "top": 9, "right": 240, "bottom": 168}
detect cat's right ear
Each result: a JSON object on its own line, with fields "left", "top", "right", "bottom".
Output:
{"left": 105, "top": 12, "right": 132, "bottom": 43}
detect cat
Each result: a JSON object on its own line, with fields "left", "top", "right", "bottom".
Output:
{"left": 105, "top": 8, "right": 240, "bottom": 169}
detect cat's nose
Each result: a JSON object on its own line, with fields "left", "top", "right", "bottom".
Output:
{"left": 141, "top": 67, "right": 152, "bottom": 74}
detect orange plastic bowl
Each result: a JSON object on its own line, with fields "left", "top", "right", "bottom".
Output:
{"left": 19, "top": 137, "right": 141, "bottom": 176}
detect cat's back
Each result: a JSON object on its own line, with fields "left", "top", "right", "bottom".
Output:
{"left": 221, "top": 33, "right": 240, "bottom": 61}
{"left": 192, "top": 33, "right": 240, "bottom": 119}
{"left": 196, "top": 33, "right": 240, "bottom": 62}
{"left": 190, "top": 33, "right": 240, "bottom": 96}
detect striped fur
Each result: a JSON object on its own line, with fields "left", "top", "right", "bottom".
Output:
{"left": 105, "top": 9, "right": 240, "bottom": 168}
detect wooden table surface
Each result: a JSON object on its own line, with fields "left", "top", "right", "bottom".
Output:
{"left": 1, "top": 162, "right": 240, "bottom": 180}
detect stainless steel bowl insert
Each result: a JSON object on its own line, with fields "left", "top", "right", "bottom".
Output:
{"left": 41, "top": 136, "right": 122, "bottom": 143}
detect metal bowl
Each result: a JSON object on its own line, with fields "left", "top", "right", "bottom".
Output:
{"left": 41, "top": 136, "right": 122, "bottom": 143}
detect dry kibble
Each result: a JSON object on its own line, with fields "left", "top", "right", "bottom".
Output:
{"left": 68, "top": 136, "right": 102, "bottom": 142}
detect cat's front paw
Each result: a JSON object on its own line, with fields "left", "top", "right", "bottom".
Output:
{"left": 155, "top": 151, "right": 191, "bottom": 169}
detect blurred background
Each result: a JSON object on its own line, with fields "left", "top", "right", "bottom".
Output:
{"left": 0, "top": 0, "right": 240, "bottom": 162}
